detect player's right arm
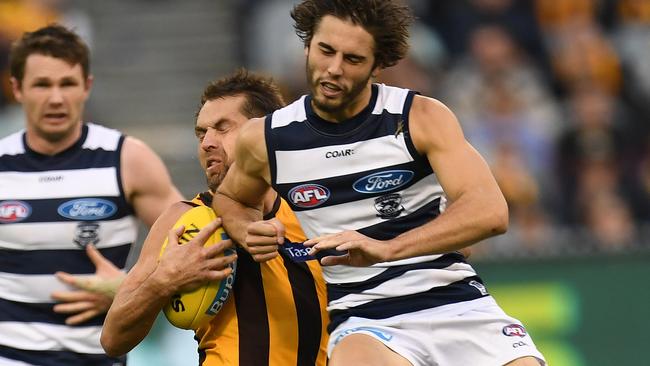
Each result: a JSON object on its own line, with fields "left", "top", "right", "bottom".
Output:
{"left": 214, "top": 118, "right": 282, "bottom": 262}
{"left": 101, "top": 202, "right": 234, "bottom": 357}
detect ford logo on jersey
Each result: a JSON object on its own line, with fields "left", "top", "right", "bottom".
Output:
{"left": 353, "top": 170, "right": 414, "bottom": 194}
{"left": 289, "top": 184, "right": 330, "bottom": 208}
{"left": 0, "top": 201, "right": 31, "bottom": 223}
{"left": 58, "top": 198, "right": 117, "bottom": 220}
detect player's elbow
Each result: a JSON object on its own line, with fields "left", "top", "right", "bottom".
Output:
{"left": 487, "top": 201, "right": 509, "bottom": 236}
{"left": 100, "top": 329, "right": 127, "bottom": 358}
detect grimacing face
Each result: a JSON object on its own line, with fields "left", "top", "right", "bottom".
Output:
{"left": 195, "top": 95, "right": 250, "bottom": 191}
{"left": 11, "top": 54, "right": 92, "bottom": 147}
{"left": 305, "top": 15, "right": 379, "bottom": 122}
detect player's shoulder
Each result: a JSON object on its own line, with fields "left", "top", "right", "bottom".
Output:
{"left": 120, "top": 134, "right": 163, "bottom": 166}
{"left": 409, "top": 95, "right": 464, "bottom": 151}
{"left": 411, "top": 95, "right": 453, "bottom": 116}
{"left": 0, "top": 129, "right": 25, "bottom": 156}
{"left": 146, "top": 201, "right": 193, "bottom": 234}
{"left": 410, "top": 95, "right": 459, "bottom": 130}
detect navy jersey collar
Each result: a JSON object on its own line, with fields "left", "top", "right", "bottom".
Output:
{"left": 304, "top": 83, "right": 378, "bottom": 136}
{"left": 23, "top": 123, "right": 89, "bottom": 159}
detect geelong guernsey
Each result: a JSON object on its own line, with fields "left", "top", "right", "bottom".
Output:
{"left": 0, "top": 123, "right": 137, "bottom": 366}
{"left": 266, "top": 84, "right": 489, "bottom": 332}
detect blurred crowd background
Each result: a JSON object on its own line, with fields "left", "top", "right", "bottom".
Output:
{"left": 1, "top": 1, "right": 649, "bottom": 365}
{"left": 236, "top": 0, "right": 650, "bottom": 260}
{"left": 2, "top": 0, "right": 650, "bottom": 260}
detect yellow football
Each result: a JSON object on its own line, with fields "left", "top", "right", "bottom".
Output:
{"left": 159, "top": 205, "right": 236, "bottom": 330}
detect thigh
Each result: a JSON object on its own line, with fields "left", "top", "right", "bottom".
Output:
{"left": 505, "top": 356, "right": 545, "bottom": 366}
{"left": 329, "top": 333, "right": 413, "bottom": 366}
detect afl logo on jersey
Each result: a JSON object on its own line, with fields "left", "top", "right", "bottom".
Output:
{"left": 289, "top": 184, "right": 330, "bottom": 208}
{"left": 58, "top": 198, "right": 117, "bottom": 220}
{"left": 353, "top": 170, "right": 414, "bottom": 194}
{"left": 502, "top": 324, "right": 527, "bottom": 337}
{"left": 0, "top": 201, "right": 31, "bottom": 223}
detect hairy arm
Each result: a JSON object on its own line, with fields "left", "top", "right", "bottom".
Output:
{"left": 101, "top": 203, "right": 234, "bottom": 356}
{"left": 389, "top": 96, "right": 508, "bottom": 259}
{"left": 122, "top": 137, "right": 183, "bottom": 226}
{"left": 214, "top": 118, "right": 281, "bottom": 261}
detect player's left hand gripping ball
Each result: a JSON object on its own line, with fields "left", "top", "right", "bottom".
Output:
{"left": 159, "top": 206, "right": 237, "bottom": 329}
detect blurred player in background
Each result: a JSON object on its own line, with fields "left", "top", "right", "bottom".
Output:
{"left": 0, "top": 24, "right": 182, "bottom": 365}
{"left": 214, "top": 1, "right": 546, "bottom": 365}
{"left": 102, "top": 69, "right": 329, "bottom": 366}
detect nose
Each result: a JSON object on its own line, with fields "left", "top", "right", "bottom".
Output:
{"left": 327, "top": 53, "right": 344, "bottom": 77}
{"left": 200, "top": 128, "right": 220, "bottom": 151}
{"left": 48, "top": 87, "right": 64, "bottom": 105}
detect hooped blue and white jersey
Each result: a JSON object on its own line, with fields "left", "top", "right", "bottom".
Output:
{"left": 266, "top": 84, "right": 489, "bottom": 332}
{"left": 0, "top": 123, "right": 136, "bottom": 366}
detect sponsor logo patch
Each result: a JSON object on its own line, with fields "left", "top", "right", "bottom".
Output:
{"left": 289, "top": 184, "right": 330, "bottom": 208}
{"left": 353, "top": 170, "right": 414, "bottom": 194}
{"left": 281, "top": 241, "right": 317, "bottom": 262}
{"left": 74, "top": 221, "right": 101, "bottom": 248}
{"left": 39, "top": 175, "right": 63, "bottom": 183}
{"left": 469, "top": 280, "right": 489, "bottom": 295}
{"left": 0, "top": 201, "right": 32, "bottom": 223}
{"left": 374, "top": 193, "right": 404, "bottom": 219}
{"left": 58, "top": 198, "right": 117, "bottom": 220}
{"left": 325, "top": 149, "right": 354, "bottom": 159}
{"left": 503, "top": 324, "right": 527, "bottom": 337}
{"left": 512, "top": 341, "right": 529, "bottom": 348}
{"left": 207, "top": 248, "right": 237, "bottom": 315}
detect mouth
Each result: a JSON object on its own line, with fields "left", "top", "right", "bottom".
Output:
{"left": 205, "top": 157, "right": 224, "bottom": 174}
{"left": 43, "top": 112, "right": 68, "bottom": 123}
{"left": 319, "top": 81, "right": 343, "bottom": 98}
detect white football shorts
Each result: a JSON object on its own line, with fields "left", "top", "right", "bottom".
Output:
{"left": 328, "top": 296, "right": 546, "bottom": 366}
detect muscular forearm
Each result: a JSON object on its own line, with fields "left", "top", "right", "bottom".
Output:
{"left": 390, "top": 192, "right": 507, "bottom": 261}
{"left": 213, "top": 191, "right": 263, "bottom": 246}
{"left": 101, "top": 270, "right": 173, "bottom": 356}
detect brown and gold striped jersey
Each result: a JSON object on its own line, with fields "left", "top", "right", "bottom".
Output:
{"left": 188, "top": 192, "right": 328, "bottom": 366}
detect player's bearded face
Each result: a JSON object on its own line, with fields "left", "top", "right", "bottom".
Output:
{"left": 306, "top": 53, "right": 372, "bottom": 115}
{"left": 205, "top": 148, "right": 230, "bottom": 192}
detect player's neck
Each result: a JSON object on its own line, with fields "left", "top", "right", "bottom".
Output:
{"left": 25, "top": 123, "right": 83, "bottom": 156}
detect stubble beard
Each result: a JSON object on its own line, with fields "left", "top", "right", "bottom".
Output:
{"left": 35, "top": 119, "right": 80, "bottom": 144}
{"left": 306, "top": 59, "right": 372, "bottom": 117}
{"left": 206, "top": 156, "right": 231, "bottom": 192}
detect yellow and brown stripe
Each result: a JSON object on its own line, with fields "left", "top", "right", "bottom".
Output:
{"left": 190, "top": 192, "right": 328, "bottom": 366}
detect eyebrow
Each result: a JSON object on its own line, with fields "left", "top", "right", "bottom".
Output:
{"left": 195, "top": 117, "right": 234, "bottom": 132}
{"left": 317, "top": 42, "right": 366, "bottom": 61}
{"left": 30, "top": 76, "right": 80, "bottom": 84}
{"left": 318, "top": 42, "right": 335, "bottom": 51}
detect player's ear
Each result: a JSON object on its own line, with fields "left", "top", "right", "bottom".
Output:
{"left": 10, "top": 77, "right": 23, "bottom": 102}
{"left": 84, "top": 75, "right": 94, "bottom": 93}
{"left": 371, "top": 65, "right": 382, "bottom": 79}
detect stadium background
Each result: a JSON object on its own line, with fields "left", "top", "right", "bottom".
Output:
{"left": 1, "top": 0, "right": 649, "bottom": 365}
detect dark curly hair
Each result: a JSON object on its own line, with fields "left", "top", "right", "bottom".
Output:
{"left": 10, "top": 24, "right": 90, "bottom": 86}
{"left": 291, "top": 0, "right": 414, "bottom": 69}
{"left": 198, "top": 68, "right": 285, "bottom": 118}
